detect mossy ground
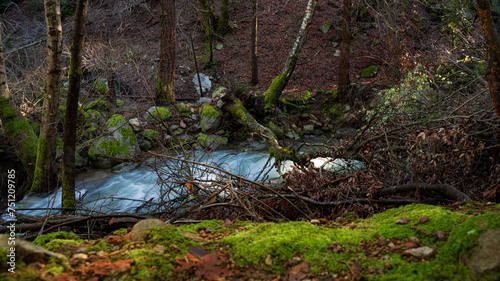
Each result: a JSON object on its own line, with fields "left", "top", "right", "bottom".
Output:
{"left": 3, "top": 204, "right": 499, "bottom": 280}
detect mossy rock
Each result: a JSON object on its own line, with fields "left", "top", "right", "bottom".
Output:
{"left": 199, "top": 103, "right": 222, "bottom": 132}
{"left": 145, "top": 106, "right": 171, "bottom": 122}
{"left": 141, "top": 129, "right": 161, "bottom": 141}
{"left": 89, "top": 115, "right": 139, "bottom": 168}
{"left": 176, "top": 103, "right": 192, "bottom": 117}
{"left": 196, "top": 133, "right": 228, "bottom": 149}
{"left": 33, "top": 232, "right": 83, "bottom": 252}
{"left": 361, "top": 65, "right": 378, "bottom": 78}
{"left": 92, "top": 78, "right": 108, "bottom": 95}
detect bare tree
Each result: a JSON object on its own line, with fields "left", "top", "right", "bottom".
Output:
{"left": 156, "top": 0, "right": 176, "bottom": 104}
{"left": 476, "top": 0, "right": 500, "bottom": 119}
{"left": 62, "top": 0, "right": 89, "bottom": 214}
{"left": 250, "top": 0, "right": 258, "bottom": 85}
{"left": 263, "top": 0, "right": 318, "bottom": 113}
{"left": 31, "top": 0, "right": 63, "bottom": 193}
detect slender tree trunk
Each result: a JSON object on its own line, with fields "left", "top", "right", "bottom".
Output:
{"left": 156, "top": 0, "right": 176, "bottom": 104}
{"left": 338, "top": 0, "right": 351, "bottom": 95}
{"left": 250, "top": 0, "right": 258, "bottom": 85}
{"left": 477, "top": 0, "right": 500, "bottom": 119}
{"left": 31, "top": 0, "right": 63, "bottom": 193}
{"left": 198, "top": 0, "right": 215, "bottom": 41}
{"left": 62, "top": 0, "right": 89, "bottom": 214}
{"left": 0, "top": 26, "right": 38, "bottom": 195}
{"left": 218, "top": 0, "right": 229, "bottom": 35}
{"left": 263, "top": 0, "right": 317, "bottom": 113}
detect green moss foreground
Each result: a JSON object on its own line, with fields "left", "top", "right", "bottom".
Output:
{"left": 2, "top": 204, "right": 499, "bottom": 280}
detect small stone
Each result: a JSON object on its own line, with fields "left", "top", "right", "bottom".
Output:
{"left": 265, "top": 254, "right": 273, "bottom": 265}
{"left": 310, "top": 219, "right": 320, "bottom": 225}
{"left": 154, "top": 245, "right": 165, "bottom": 254}
{"left": 179, "top": 120, "right": 187, "bottom": 128}
{"left": 408, "top": 237, "right": 421, "bottom": 244}
{"left": 97, "top": 250, "right": 106, "bottom": 257}
{"left": 72, "top": 253, "right": 88, "bottom": 260}
{"left": 75, "top": 247, "right": 88, "bottom": 254}
{"left": 404, "top": 246, "right": 435, "bottom": 258}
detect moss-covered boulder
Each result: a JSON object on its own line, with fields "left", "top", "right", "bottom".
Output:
{"left": 88, "top": 114, "right": 139, "bottom": 168}
{"left": 199, "top": 103, "right": 221, "bottom": 132}
{"left": 176, "top": 103, "right": 192, "bottom": 117}
{"left": 361, "top": 65, "right": 378, "bottom": 78}
{"left": 196, "top": 133, "right": 228, "bottom": 149}
{"left": 145, "top": 106, "right": 171, "bottom": 123}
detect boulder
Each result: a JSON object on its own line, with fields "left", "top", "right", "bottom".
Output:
{"left": 361, "top": 65, "right": 378, "bottom": 78}
{"left": 192, "top": 73, "right": 211, "bottom": 95}
{"left": 197, "top": 133, "right": 228, "bottom": 149}
{"left": 145, "top": 106, "right": 171, "bottom": 123}
{"left": 199, "top": 103, "right": 221, "bottom": 132}
{"left": 130, "top": 219, "right": 166, "bottom": 242}
{"left": 466, "top": 229, "right": 500, "bottom": 275}
{"left": 88, "top": 114, "right": 139, "bottom": 169}
{"left": 176, "top": 103, "right": 192, "bottom": 117}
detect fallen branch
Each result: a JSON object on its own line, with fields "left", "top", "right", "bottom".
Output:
{"left": 353, "top": 183, "right": 472, "bottom": 202}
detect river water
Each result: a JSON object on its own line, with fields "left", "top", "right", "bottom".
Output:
{"left": 13, "top": 137, "right": 360, "bottom": 217}
{"left": 15, "top": 141, "right": 283, "bottom": 216}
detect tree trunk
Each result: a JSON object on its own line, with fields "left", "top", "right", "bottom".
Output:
{"left": 250, "top": 0, "right": 258, "bottom": 85}
{"left": 0, "top": 26, "right": 38, "bottom": 195}
{"left": 477, "top": 0, "right": 500, "bottom": 119}
{"left": 263, "top": 0, "right": 317, "bottom": 113}
{"left": 218, "top": 0, "right": 229, "bottom": 35}
{"left": 156, "top": 0, "right": 176, "bottom": 104}
{"left": 31, "top": 0, "right": 63, "bottom": 193}
{"left": 62, "top": 0, "right": 89, "bottom": 214}
{"left": 338, "top": 0, "right": 351, "bottom": 95}
{"left": 198, "top": 0, "right": 215, "bottom": 41}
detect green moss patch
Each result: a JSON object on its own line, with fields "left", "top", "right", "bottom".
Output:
{"left": 33, "top": 232, "right": 83, "bottom": 251}
{"left": 361, "top": 65, "right": 378, "bottom": 78}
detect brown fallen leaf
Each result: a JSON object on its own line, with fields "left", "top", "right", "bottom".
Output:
{"left": 350, "top": 262, "right": 363, "bottom": 281}
{"left": 189, "top": 245, "right": 209, "bottom": 258}
{"left": 395, "top": 217, "right": 410, "bottom": 225}
{"left": 288, "top": 262, "right": 309, "bottom": 281}
{"left": 403, "top": 241, "right": 419, "bottom": 249}
{"left": 418, "top": 216, "right": 430, "bottom": 224}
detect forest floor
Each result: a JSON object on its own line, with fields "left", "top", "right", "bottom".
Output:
{"left": 3, "top": 203, "right": 499, "bottom": 280}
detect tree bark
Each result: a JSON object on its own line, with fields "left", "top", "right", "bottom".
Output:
{"left": 263, "top": 0, "right": 317, "bottom": 113}
{"left": 31, "top": 0, "right": 63, "bottom": 193}
{"left": 476, "top": 0, "right": 500, "bottom": 119}
{"left": 338, "top": 0, "right": 351, "bottom": 95}
{"left": 62, "top": 0, "right": 89, "bottom": 214}
{"left": 0, "top": 25, "right": 38, "bottom": 195}
{"left": 250, "top": 0, "right": 258, "bottom": 85}
{"left": 156, "top": 0, "right": 176, "bottom": 104}
{"left": 218, "top": 0, "right": 229, "bottom": 35}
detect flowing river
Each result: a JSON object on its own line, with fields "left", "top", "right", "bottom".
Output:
{"left": 13, "top": 137, "right": 362, "bottom": 217}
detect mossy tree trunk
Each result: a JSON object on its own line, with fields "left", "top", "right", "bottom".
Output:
{"left": 156, "top": 0, "right": 176, "bottom": 104}
{"left": 62, "top": 0, "right": 89, "bottom": 214}
{"left": 337, "top": 0, "right": 351, "bottom": 95}
{"left": 263, "top": 0, "right": 317, "bottom": 113}
{"left": 198, "top": 0, "right": 216, "bottom": 41}
{"left": 0, "top": 25, "right": 38, "bottom": 194}
{"left": 250, "top": 0, "right": 258, "bottom": 85}
{"left": 31, "top": 0, "right": 63, "bottom": 193}
{"left": 222, "top": 93, "right": 309, "bottom": 165}
{"left": 477, "top": 0, "right": 500, "bottom": 120}
{"left": 218, "top": 0, "right": 229, "bottom": 35}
